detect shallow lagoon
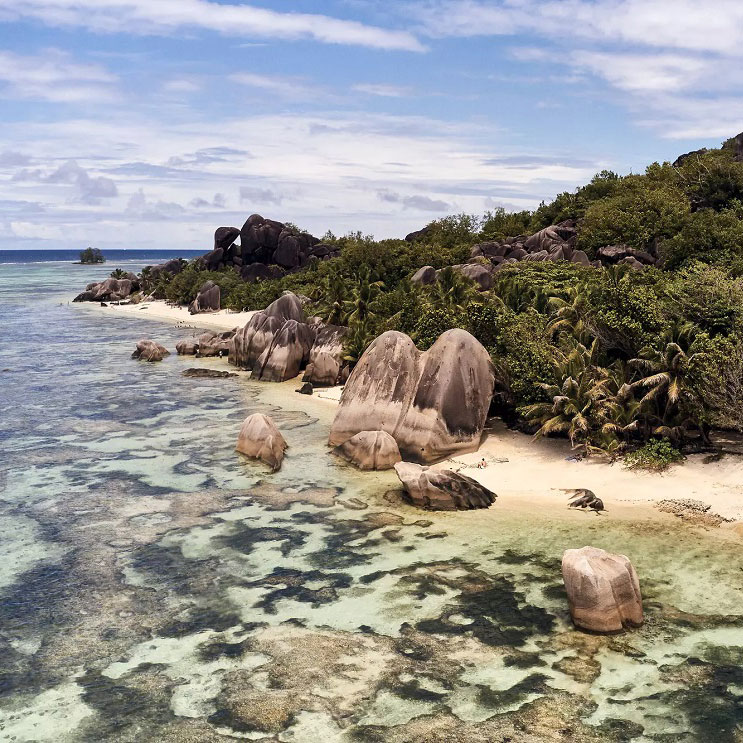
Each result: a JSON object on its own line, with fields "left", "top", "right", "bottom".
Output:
{"left": 1, "top": 261, "right": 742, "bottom": 742}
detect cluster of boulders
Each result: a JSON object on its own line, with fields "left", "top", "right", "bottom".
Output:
{"left": 73, "top": 274, "right": 140, "bottom": 303}
{"left": 131, "top": 339, "right": 170, "bottom": 362}
{"left": 410, "top": 219, "right": 660, "bottom": 293}
{"left": 176, "top": 329, "right": 235, "bottom": 357}
{"left": 199, "top": 214, "right": 339, "bottom": 279}
{"left": 329, "top": 328, "right": 495, "bottom": 464}
{"left": 229, "top": 292, "right": 347, "bottom": 385}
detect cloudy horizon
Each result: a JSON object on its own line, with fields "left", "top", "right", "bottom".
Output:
{"left": 1, "top": 0, "right": 741, "bottom": 249}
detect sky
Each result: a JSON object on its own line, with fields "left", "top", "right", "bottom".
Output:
{"left": 1, "top": 1, "right": 742, "bottom": 250}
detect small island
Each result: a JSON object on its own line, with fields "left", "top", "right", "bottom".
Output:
{"left": 77, "top": 247, "right": 105, "bottom": 264}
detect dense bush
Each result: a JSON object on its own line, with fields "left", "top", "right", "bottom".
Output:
{"left": 624, "top": 439, "right": 684, "bottom": 472}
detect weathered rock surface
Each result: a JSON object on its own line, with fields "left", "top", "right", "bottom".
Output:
{"left": 329, "top": 328, "right": 494, "bottom": 463}
{"left": 411, "top": 265, "right": 437, "bottom": 286}
{"left": 394, "top": 461, "right": 496, "bottom": 510}
{"left": 252, "top": 319, "right": 316, "bottom": 382}
{"left": 182, "top": 368, "right": 238, "bottom": 378}
{"left": 214, "top": 226, "right": 240, "bottom": 252}
{"left": 195, "top": 330, "right": 235, "bottom": 357}
{"left": 235, "top": 413, "right": 287, "bottom": 471}
{"left": 73, "top": 277, "right": 138, "bottom": 303}
{"left": 335, "top": 430, "right": 402, "bottom": 471}
{"left": 451, "top": 263, "right": 493, "bottom": 291}
{"left": 131, "top": 339, "right": 170, "bottom": 362}
{"left": 562, "top": 546, "right": 644, "bottom": 633}
{"left": 303, "top": 324, "right": 347, "bottom": 386}
{"left": 188, "top": 281, "right": 220, "bottom": 314}
{"left": 229, "top": 312, "right": 284, "bottom": 369}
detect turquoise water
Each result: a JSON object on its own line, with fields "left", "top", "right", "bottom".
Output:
{"left": 1, "top": 260, "right": 743, "bottom": 742}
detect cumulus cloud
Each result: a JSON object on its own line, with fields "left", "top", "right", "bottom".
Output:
{"left": 4, "top": 0, "right": 425, "bottom": 51}
{"left": 0, "top": 49, "right": 117, "bottom": 102}
{"left": 190, "top": 193, "right": 227, "bottom": 209}
{"left": 239, "top": 186, "right": 284, "bottom": 206}
{"left": 167, "top": 147, "right": 251, "bottom": 167}
{"left": 13, "top": 159, "right": 118, "bottom": 203}
{"left": 0, "top": 151, "right": 31, "bottom": 167}
{"left": 126, "top": 189, "right": 185, "bottom": 220}
{"left": 378, "top": 190, "right": 450, "bottom": 211}
{"left": 229, "top": 72, "right": 321, "bottom": 100}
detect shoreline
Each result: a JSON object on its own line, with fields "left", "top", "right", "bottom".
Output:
{"left": 75, "top": 299, "right": 743, "bottom": 529}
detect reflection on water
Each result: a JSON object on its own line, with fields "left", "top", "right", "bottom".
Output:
{"left": 1, "top": 261, "right": 742, "bottom": 742}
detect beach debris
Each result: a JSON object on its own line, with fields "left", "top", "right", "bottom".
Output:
{"left": 182, "top": 368, "right": 238, "bottom": 379}
{"left": 334, "top": 430, "right": 402, "bottom": 471}
{"left": 394, "top": 461, "right": 496, "bottom": 511}
{"left": 567, "top": 489, "right": 605, "bottom": 513}
{"left": 235, "top": 413, "right": 287, "bottom": 472}
{"left": 329, "top": 329, "right": 494, "bottom": 463}
{"left": 656, "top": 498, "right": 732, "bottom": 528}
{"left": 562, "top": 546, "right": 644, "bottom": 633}
{"left": 131, "top": 339, "right": 170, "bottom": 362}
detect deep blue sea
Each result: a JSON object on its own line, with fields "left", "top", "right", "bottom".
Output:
{"left": 1, "top": 259, "right": 742, "bottom": 741}
{"left": 0, "top": 249, "right": 203, "bottom": 265}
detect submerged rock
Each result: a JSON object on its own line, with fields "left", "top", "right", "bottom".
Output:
{"left": 394, "top": 461, "right": 496, "bottom": 510}
{"left": 562, "top": 546, "right": 644, "bottom": 633}
{"left": 235, "top": 413, "right": 287, "bottom": 471}
{"left": 329, "top": 328, "right": 494, "bottom": 463}
{"left": 182, "top": 368, "right": 238, "bottom": 378}
{"left": 334, "top": 430, "right": 402, "bottom": 471}
{"left": 131, "top": 339, "right": 170, "bottom": 362}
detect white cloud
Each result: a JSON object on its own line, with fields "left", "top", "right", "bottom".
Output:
{"left": 0, "top": 49, "right": 118, "bottom": 102}
{"left": 4, "top": 0, "right": 425, "bottom": 51}
{"left": 240, "top": 186, "right": 284, "bottom": 206}
{"left": 126, "top": 189, "right": 185, "bottom": 220}
{"left": 353, "top": 83, "right": 412, "bottom": 98}
{"left": 13, "top": 159, "right": 118, "bottom": 203}
{"left": 229, "top": 73, "right": 319, "bottom": 100}
{"left": 378, "top": 190, "right": 450, "bottom": 211}
{"left": 163, "top": 78, "right": 202, "bottom": 93}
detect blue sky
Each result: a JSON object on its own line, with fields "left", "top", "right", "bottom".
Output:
{"left": 1, "top": 0, "right": 742, "bottom": 249}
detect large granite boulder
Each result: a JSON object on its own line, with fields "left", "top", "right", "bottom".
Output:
{"left": 131, "top": 339, "right": 170, "bottom": 362}
{"left": 562, "top": 546, "right": 644, "bottom": 633}
{"left": 394, "top": 462, "right": 496, "bottom": 511}
{"left": 229, "top": 312, "right": 284, "bottom": 369}
{"left": 334, "top": 430, "right": 402, "bottom": 470}
{"left": 175, "top": 337, "right": 199, "bottom": 355}
{"left": 188, "top": 281, "right": 220, "bottom": 314}
{"left": 451, "top": 263, "right": 493, "bottom": 291}
{"left": 215, "top": 226, "right": 240, "bottom": 252}
{"left": 411, "top": 266, "right": 437, "bottom": 286}
{"left": 239, "top": 214, "right": 319, "bottom": 269}
{"left": 196, "top": 330, "right": 235, "bottom": 357}
{"left": 303, "top": 324, "right": 347, "bottom": 386}
{"left": 235, "top": 413, "right": 287, "bottom": 471}
{"left": 74, "top": 277, "right": 136, "bottom": 302}
{"left": 265, "top": 292, "right": 305, "bottom": 322}
{"left": 329, "top": 328, "right": 494, "bottom": 463}
{"left": 524, "top": 220, "right": 577, "bottom": 253}
{"left": 252, "top": 319, "right": 316, "bottom": 382}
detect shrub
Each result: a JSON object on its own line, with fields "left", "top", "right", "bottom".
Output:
{"left": 624, "top": 439, "right": 684, "bottom": 472}
{"left": 79, "top": 247, "right": 105, "bottom": 264}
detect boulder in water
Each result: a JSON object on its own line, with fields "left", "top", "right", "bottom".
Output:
{"left": 235, "top": 413, "right": 287, "bottom": 471}
{"left": 562, "top": 546, "right": 643, "bottom": 633}
{"left": 394, "top": 461, "right": 496, "bottom": 510}
{"left": 131, "top": 339, "right": 170, "bottom": 362}
{"left": 335, "top": 430, "right": 402, "bottom": 470}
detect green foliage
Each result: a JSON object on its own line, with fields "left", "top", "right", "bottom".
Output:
{"left": 412, "top": 307, "right": 463, "bottom": 350}
{"left": 164, "top": 266, "right": 243, "bottom": 306}
{"left": 579, "top": 175, "right": 689, "bottom": 255}
{"left": 624, "top": 439, "right": 684, "bottom": 472}
{"left": 79, "top": 247, "right": 104, "bottom": 264}
{"left": 110, "top": 268, "right": 129, "bottom": 279}
{"left": 659, "top": 206, "right": 743, "bottom": 269}
{"left": 676, "top": 150, "right": 743, "bottom": 211}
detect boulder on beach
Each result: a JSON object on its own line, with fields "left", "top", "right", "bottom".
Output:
{"left": 265, "top": 292, "right": 305, "bottom": 322}
{"left": 229, "top": 312, "right": 284, "bottom": 369}
{"left": 328, "top": 328, "right": 494, "bottom": 463}
{"left": 394, "top": 461, "right": 496, "bottom": 511}
{"left": 196, "top": 330, "right": 235, "bottom": 357}
{"left": 74, "top": 277, "right": 137, "bottom": 303}
{"left": 252, "top": 319, "right": 316, "bottom": 382}
{"left": 175, "top": 338, "right": 200, "bottom": 356}
{"left": 334, "top": 430, "right": 402, "bottom": 471}
{"left": 303, "top": 324, "right": 347, "bottom": 386}
{"left": 188, "top": 281, "right": 220, "bottom": 314}
{"left": 131, "top": 339, "right": 170, "bottom": 362}
{"left": 562, "top": 546, "right": 644, "bottom": 633}
{"left": 235, "top": 413, "right": 287, "bottom": 471}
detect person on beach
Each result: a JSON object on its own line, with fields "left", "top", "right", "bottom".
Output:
{"left": 477, "top": 458, "right": 487, "bottom": 469}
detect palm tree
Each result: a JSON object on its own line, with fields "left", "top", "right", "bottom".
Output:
{"left": 546, "top": 287, "right": 592, "bottom": 345}
{"left": 344, "top": 269, "right": 385, "bottom": 325}
{"left": 429, "top": 266, "right": 479, "bottom": 314}
{"left": 521, "top": 339, "right": 611, "bottom": 455}
{"left": 313, "top": 271, "right": 349, "bottom": 325}
{"left": 342, "top": 319, "right": 375, "bottom": 368}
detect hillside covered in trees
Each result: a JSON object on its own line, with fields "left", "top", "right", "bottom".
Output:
{"left": 110, "top": 133, "right": 743, "bottom": 463}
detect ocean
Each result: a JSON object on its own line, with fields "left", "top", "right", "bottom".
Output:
{"left": 0, "top": 249, "right": 204, "bottom": 265}
{"left": 1, "top": 258, "right": 742, "bottom": 741}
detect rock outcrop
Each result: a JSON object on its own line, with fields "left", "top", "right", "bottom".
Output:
{"left": 252, "top": 319, "right": 316, "bottom": 382}
{"left": 188, "top": 281, "right": 220, "bottom": 314}
{"left": 394, "top": 461, "right": 496, "bottom": 510}
{"left": 73, "top": 276, "right": 138, "bottom": 302}
{"left": 411, "top": 265, "right": 437, "bottom": 286}
{"left": 178, "top": 331, "right": 236, "bottom": 357}
{"left": 334, "top": 430, "right": 402, "bottom": 470}
{"left": 131, "top": 339, "right": 170, "bottom": 362}
{"left": 328, "top": 328, "right": 494, "bottom": 463}
{"left": 303, "top": 324, "right": 347, "bottom": 386}
{"left": 562, "top": 546, "right": 644, "bottom": 633}
{"left": 235, "top": 413, "right": 287, "bottom": 471}
{"left": 230, "top": 312, "right": 285, "bottom": 369}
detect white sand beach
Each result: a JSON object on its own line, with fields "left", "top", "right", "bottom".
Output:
{"left": 83, "top": 299, "right": 258, "bottom": 332}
